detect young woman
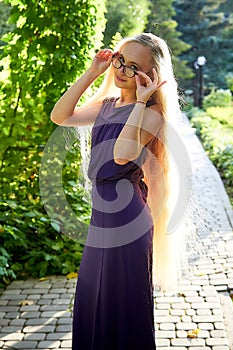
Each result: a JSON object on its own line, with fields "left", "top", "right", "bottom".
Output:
{"left": 51, "top": 33, "right": 182, "bottom": 350}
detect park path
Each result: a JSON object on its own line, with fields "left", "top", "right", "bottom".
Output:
{"left": 0, "top": 115, "right": 233, "bottom": 350}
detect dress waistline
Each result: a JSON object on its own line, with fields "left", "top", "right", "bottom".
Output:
{"left": 92, "top": 178, "right": 142, "bottom": 185}
{"left": 91, "top": 178, "right": 148, "bottom": 199}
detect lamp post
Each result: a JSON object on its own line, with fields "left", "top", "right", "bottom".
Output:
{"left": 193, "top": 55, "right": 207, "bottom": 108}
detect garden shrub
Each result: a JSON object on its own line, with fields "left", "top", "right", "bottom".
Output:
{"left": 190, "top": 106, "right": 233, "bottom": 205}
{"left": 0, "top": 0, "right": 106, "bottom": 287}
{"left": 226, "top": 73, "right": 233, "bottom": 94}
{"left": 0, "top": 143, "right": 91, "bottom": 288}
{"left": 202, "top": 89, "right": 232, "bottom": 110}
{"left": 206, "top": 106, "right": 233, "bottom": 127}
{"left": 0, "top": 247, "right": 16, "bottom": 287}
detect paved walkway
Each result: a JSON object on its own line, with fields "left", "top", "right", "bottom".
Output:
{"left": 0, "top": 115, "right": 233, "bottom": 349}
{"left": 153, "top": 116, "right": 233, "bottom": 350}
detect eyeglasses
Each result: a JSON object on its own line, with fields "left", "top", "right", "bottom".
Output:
{"left": 112, "top": 55, "right": 138, "bottom": 78}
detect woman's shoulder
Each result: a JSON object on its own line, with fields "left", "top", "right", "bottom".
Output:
{"left": 91, "top": 97, "right": 117, "bottom": 125}
{"left": 148, "top": 102, "right": 162, "bottom": 115}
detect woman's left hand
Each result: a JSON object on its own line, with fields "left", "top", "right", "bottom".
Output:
{"left": 135, "top": 68, "right": 166, "bottom": 103}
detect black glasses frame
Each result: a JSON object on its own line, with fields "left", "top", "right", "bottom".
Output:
{"left": 111, "top": 55, "right": 138, "bottom": 78}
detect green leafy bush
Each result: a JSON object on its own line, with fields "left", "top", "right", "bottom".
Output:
{"left": 206, "top": 107, "right": 233, "bottom": 127}
{"left": 0, "top": 143, "right": 91, "bottom": 287}
{"left": 0, "top": 247, "right": 16, "bottom": 287}
{"left": 202, "top": 89, "right": 232, "bottom": 110}
{"left": 0, "top": 0, "right": 105, "bottom": 287}
{"left": 190, "top": 107, "right": 233, "bottom": 205}
{"left": 212, "top": 145, "right": 233, "bottom": 188}
{"left": 226, "top": 73, "right": 233, "bottom": 94}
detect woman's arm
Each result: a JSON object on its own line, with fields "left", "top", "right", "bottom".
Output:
{"left": 113, "top": 69, "right": 166, "bottom": 164}
{"left": 50, "top": 49, "right": 113, "bottom": 126}
{"left": 113, "top": 103, "right": 163, "bottom": 164}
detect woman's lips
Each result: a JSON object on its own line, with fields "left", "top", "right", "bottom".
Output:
{"left": 116, "top": 74, "right": 127, "bottom": 82}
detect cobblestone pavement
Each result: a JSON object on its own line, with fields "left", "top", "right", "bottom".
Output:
{"left": 153, "top": 117, "right": 233, "bottom": 350}
{"left": 0, "top": 116, "right": 233, "bottom": 349}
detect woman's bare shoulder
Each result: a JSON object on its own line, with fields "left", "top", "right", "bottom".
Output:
{"left": 148, "top": 102, "right": 163, "bottom": 115}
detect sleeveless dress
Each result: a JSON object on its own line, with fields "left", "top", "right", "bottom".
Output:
{"left": 72, "top": 98, "right": 156, "bottom": 350}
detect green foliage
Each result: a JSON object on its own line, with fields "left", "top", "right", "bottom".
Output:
{"left": 206, "top": 106, "right": 233, "bottom": 126}
{"left": 0, "top": 199, "right": 85, "bottom": 285}
{"left": 0, "top": 247, "right": 16, "bottom": 287}
{"left": 0, "top": 0, "right": 106, "bottom": 287}
{"left": 226, "top": 73, "right": 233, "bottom": 93}
{"left": 174, "top": 0, "right": 233, "bottom": 91}
{"left": 190, "top": 106, "right": 233, "bottom": 205}
{"left": 108, "top": 32, "right": 123, "bottom": 50}
{"left": 146, "top": 0, "right": 193, "bottom": 82}
{"left": 0, "top": 0, "right": 106, "bottom": 130}
{"left": 103, "top": 0, "right": 150, "bottom": 47}
{"left": 0, "top": 1, "right": 15, "bottom": 46}
{"left": 0, "top": 142, "right": 91, "bottom": 287}
{"left": 202, "top": 89, "right": 232, "bottom": 109}
{"left": 212, "top": 145, "right": 233, "bottom": 197}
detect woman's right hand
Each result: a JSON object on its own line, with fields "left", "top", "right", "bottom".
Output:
{"left": 50, "top": 49, "right": 113, "bottom": 126}
{"left": 89, "top": 49, "right": 113, "bottom": 76}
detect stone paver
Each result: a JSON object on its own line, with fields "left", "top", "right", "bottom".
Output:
{"left": 0, "top": 276, "right": 75, "bottom": 349}
{"left": 153, "top": 115, "right": 233, "bottom": 350}
{"left": 0, "top": 115, "right": 233, "bottom": 349}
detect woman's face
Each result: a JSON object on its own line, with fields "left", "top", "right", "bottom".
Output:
{"left": 113, "top": 42, "right": 153, "bottom": 90}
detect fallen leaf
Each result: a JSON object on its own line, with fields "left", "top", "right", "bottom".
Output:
{"left": 19, "top": 300, "right": 34, "bottom": 306}
{"left": 67, "top": 272, "right": 78, "bottom": 280}
{"left": 177, "top": 293, "right": 186, "bottom": 297}
{"left": 187, "top": 329, "right": 200, "bottom": 338}
{"left": 38, "top": 277, "right": 49, "bottom": 282}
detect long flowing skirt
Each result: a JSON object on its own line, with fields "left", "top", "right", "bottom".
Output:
{"left": 72, "top": 181, "right": 156, "bottom": 350}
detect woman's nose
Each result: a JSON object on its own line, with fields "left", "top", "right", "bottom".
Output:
{"left": 119, "top": 65, "right": 125, "bottom": 74}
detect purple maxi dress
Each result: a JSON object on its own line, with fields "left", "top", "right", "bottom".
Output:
{"left": 72, "top": 98, "right": 156, "bottom": 350}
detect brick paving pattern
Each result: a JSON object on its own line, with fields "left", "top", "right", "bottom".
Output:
{"left": 0, "top": 276, "right": 75, "bottom": 349}
{"left": 0, "top": 115, "right": 233, "bottom": 349}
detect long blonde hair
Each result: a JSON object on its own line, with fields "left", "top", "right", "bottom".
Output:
{"left": 83, "top": 33, "right": 183, "bottom": 291}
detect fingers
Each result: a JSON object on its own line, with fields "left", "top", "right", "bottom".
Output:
{"left": 137, "top": 68, "right": 157, "bottom": 85}
{"left": 96, "top": 49, "right": 113, "bottom": 61}
{"left": 137, "top": 70, "right": 151, "bottom": 83}
{"left": 134, "top": 74, "right": 142, "bottom": 89}
{"left": 137, "top": 68, "right": 166, "bottom": 89}
{"left": 152, "top": 68, "right": 167, "bottom": 87}
{"left": 157, "top": 80, "right": 167, "bottom": 89}
{"left": 135, "top": 71, "right": 151, "bottom": 89}
{"left": 111, "top": 51, "right": 120, "bottom": 59}
{"left": 152, "top": 68, "right": 159, "bottom": 84}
